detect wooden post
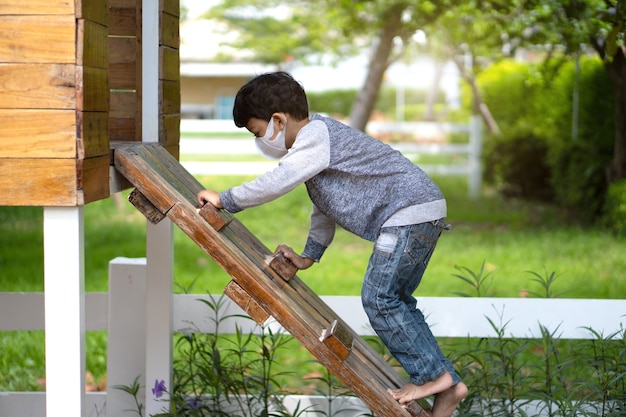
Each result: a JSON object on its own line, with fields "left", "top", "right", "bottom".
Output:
{"left": 43, "top": 207, "right": 86, "bottom": 417}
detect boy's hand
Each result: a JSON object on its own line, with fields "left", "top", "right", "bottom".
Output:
{"left": 274, "top": 244, "right": 314, "bottom": 270}
{"left": 197, "top": 189, "right": 223, "bottom": 209}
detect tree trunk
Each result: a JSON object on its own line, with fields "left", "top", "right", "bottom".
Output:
{"left": 349, "top": 4, "right": 405, "bottom": 131}
{"left": 450, "top": 53, "right": 501, "bottom": 136}
{"left": 424, "top": 59, "right": 444, "bottom": 121}
{"left": 604, "top": 49, "right": 626, "bottom": 182}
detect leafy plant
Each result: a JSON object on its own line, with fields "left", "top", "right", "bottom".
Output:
{"left": 451, "top": 259, "right": 496, "bottom": 297}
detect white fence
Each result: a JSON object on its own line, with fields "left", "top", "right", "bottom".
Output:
{"left": 1, "top": 257, "right": 624, "bottom": 417}
{"left": 180, "top": 117, "right": 484, "bottom": 199}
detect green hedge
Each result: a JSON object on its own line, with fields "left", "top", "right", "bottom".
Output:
{"left": 477, "top": 57, "right": 615, "bottom": 223}
{"left": 602, "top": 179, "right": 626, "bottom": 236}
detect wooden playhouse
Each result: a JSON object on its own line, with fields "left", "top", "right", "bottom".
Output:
{"left": 0, "top": 0, "right": 180, "bottom": 416}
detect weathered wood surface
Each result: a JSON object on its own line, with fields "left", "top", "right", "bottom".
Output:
{"left": 0, "top": 0, "right": 111, "bottom": 206}
{"left": 0, "top": 15, "right": 75, "bottom": 63}
{"left": 114, "top": 143, "right": 432, "bottom": 417}
{"left": 0, "top": 155, "right": 108, "bottom": 206}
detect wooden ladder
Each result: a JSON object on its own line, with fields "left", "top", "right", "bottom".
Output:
{"left": 114, "top": 143, "right": 431, "bottom": 417}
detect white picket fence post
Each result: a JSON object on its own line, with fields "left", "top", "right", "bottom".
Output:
{"left": 106, "top": 258, "right": 148, "bottom": 417}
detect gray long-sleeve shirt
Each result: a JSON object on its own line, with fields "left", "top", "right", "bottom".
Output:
{"left": 220, "top": 114, "right": 446, "bottom": 261}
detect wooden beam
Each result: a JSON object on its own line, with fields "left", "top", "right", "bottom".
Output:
{"left": 0, "top": 159, "right": 78, "bottom": 206}
{"left": 0, "top": 15, "right": 75, "bottom": 63}
{"left": 0, "top": 0, "right": 74, "bottom": 15}
{"left": 76, "top": 0, "right": 108, "bottom": 25}
{"left": 0, "top": 63, "right": 76, "bottom": 109}
{"left": 77, "top": 111, "right": 110, "bottom": 159}
{"left": 0, "top": 109, "right": 75, "bottom": 158}
{"left": 77, "top": 19, "right": 109, "bottom": 69}
{"left": 76, "top": 66, "right": 109, "bottom": 112}
{"left": 78, "top": 155, "right": 110, "bottom": 204}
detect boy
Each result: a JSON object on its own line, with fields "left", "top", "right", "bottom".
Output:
{"left": 196, "top": 71, "right": 467, "bottom": 417}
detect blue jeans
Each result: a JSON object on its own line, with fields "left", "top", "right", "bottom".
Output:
{"left": 361, "top": 220, "right": 461, "bottom": 386}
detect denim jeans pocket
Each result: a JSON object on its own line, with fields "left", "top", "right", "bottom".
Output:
{"left": 374, "top": 230, "right": 399, "bottom": 257}
{"left": 405, "top": 224, "right": 440, "bottom": 265}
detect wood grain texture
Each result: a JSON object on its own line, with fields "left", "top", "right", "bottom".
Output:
{"left": 0, "top": 109, "right": 75, "bottom": 158}
{"left": 75, "top": 0, "right": 108, "bottom": 26}
{"left": 0, "top": 63, "right": 75, "bottom": 109}
{"left": 0, "top": 0, "right": 73, "bottom": 15}
{"left": 78, "top": 155, "right": 110, "bottom": 204}
{"left": 0, "top": 15, "right": 75, "bottom": 63}
{"left": 77, "top": 111, "right": 110, "bottom": 159}
{"left": 76, "top": 66, "right": 109, "bottom": 112}
{"left": 77, "top": 19, "right": 109, "bottom": 69}
{"left": 0, "top": 159, "right": 77, "bottom": 205}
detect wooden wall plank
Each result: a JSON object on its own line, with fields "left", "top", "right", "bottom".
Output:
{"left": 78, "top": 155, "right": 110, "bottom": 204}
{"left": 160, "top": 46, "right": 179, "bottom": 82}
{"left": 109, "top": 7, "right": 138, "bottom": 37}
{"left": 109, "top": 0, "right": 137, "bottom": 7}
{"left": 0, "top": 0, "right": 73, "bottom": 15}
{"left": 0, "top": 109, "right": 75, "bottom": 158}
{"left": 78, "top": 20, "right": 109, "bottom": 69}
{"left": 0, "top": 15, "right": 75, "bottom": 63}
{"left": 160, "top": 80, "right": 180, "bottom": 115}
{"left": 0, "top": 156, "right": 110, "bottom": 206}
{"left": 109, "top": 37, "right": 137, "bottom": 64}
{"left": 77, "top": 111, "right": 109, "bottom": 159}
{"left": 109, "top": 63, "right": 137, "bottom": 90}
{"left": 160, "top": 11, "right": 179, "bottom": 49}
{"left": 75, "top": 0, "right": 107, "bottom": 26}
{"left": 77, "top": 66, "right": 109, "bottom": 112}
{"left": 0, "top": 159, "right": 78, "bottom": 206}
{"left": 0, "top": 63, "right": 76, "bottom": 109}
{"left": 161, "top": 0, "right": 179, "bottom": 17}
{"left": 160, "top": 114, "right": 180, "bottom": 147}
{"left": 109, "top": 118, "right": 138, "bottom": 142}
{"left": 110, "top": 91, "right": 137, "bottom": 118}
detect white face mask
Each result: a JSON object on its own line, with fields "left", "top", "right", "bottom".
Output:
{"left": 255, "top": 117, "right": 288, "bottom": 160}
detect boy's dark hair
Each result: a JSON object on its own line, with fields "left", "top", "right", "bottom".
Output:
{"left": 233, "top": 71, "right": 309, "bottom": 127}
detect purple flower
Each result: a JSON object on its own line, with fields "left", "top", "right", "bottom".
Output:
{"left": 188, "top": 398, "right": 202, "bottom": 409}
{"left": 151, "top": 379, "right": 167, "bottom": 398}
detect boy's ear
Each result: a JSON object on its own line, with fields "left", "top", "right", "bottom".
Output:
{"left": 271, "top": 112, "right": 288, "bottom": 130}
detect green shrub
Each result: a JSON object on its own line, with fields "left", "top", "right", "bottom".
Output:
{"left": 307, "top": 89, "right": 357, "bottom": 118}
{"left": 548, "top": 139, "right": 610, "bottom": 222}
{"left": 476, "top": 60, "right": 544, "bottom": 135}
{"left": 484, "top": 126, "right": 553, "bottom": 201}
{"left": 476, "top": 57, "right": 616, "bottom": 223}
{"left": 601, "top": 179, "right": 626, "bottom": 236}
{"left": 541, "top": 57, "right": 615, "bottom": 223}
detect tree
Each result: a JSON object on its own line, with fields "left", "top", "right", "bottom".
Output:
{"left": 204, "top": 0, "right": 455, "bottom": 131}
{"left": 502, "top": 0, "right": 626, "bottom": 182}
{"left": 430, "top": 0, "right": 625, "bottom": 182}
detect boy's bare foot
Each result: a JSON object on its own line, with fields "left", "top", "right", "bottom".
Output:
{"left": 431, "top": 382, "right": 468, "bottom": 417}
{"left": 388, "top": 372, "right": 453, "bottom": 404}
{"left": 388, "top": 373, "right": 467, "bottom": 417}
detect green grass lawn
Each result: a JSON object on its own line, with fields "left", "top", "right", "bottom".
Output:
{"left": 0, "top": 174, "right": 624, "bottom": 392}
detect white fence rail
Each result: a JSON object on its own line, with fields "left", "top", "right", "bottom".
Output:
{"left": 180, "top": 117, "right": 484, "bottom": 199}
{"left": 1, "top": 257, "right": 624, "bottom": 417}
